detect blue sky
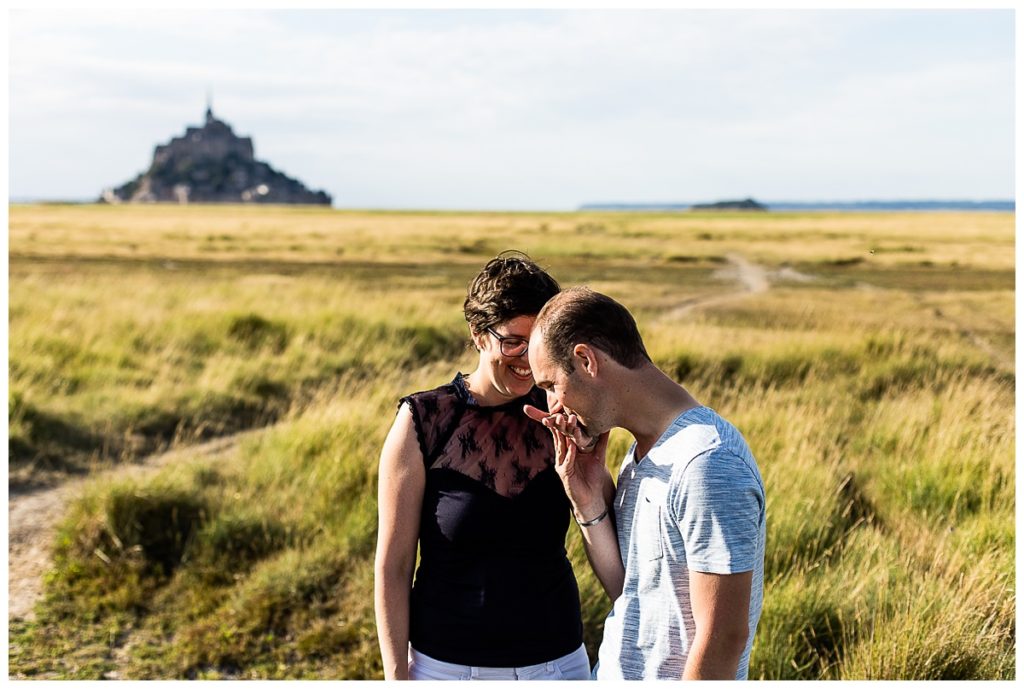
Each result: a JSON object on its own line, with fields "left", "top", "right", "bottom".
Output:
{"left": 8, "top": 9, "right": 1015, "bottom": 209}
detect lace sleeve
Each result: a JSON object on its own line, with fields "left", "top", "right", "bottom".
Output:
{"left": 397, "top": 397, "right": 430, "bottom": 466}
{"left": 399, "top": 387, "right": 464, "bottom": 469}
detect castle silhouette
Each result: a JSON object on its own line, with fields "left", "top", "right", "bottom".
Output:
{"left": 102, "top": 104, "right": 331, "bottom": 205}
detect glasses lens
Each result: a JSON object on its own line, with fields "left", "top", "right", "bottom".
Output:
{"left": 488, "top": 328, "right": 528, "bottom": 357}
{"left": 501, "top": 339, "right": 528, "bottom": 357}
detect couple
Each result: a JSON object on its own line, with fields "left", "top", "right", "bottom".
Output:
{"left": 375, "top": 253, "right": 766, "bottom": 681}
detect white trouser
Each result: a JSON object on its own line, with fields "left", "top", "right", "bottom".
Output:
{"left": 408, "top": 643, "right": 591, "bottom": 680}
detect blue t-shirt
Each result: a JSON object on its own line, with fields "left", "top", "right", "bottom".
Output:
{"left": 596, "top": 406, "right": 766, "bottom": 680}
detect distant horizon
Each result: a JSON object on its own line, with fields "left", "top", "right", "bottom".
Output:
{"left": 7, "top": 196, "right": 1016, "bottom": 213}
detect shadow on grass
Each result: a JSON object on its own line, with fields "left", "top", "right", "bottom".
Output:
{"left": 9, "top": 404, "right": 105, "bottom": 491}
{"left": 765, "top": 470, "right": 883, "bottom": 583}
{"left": 9, "top": 388, "right": 293, "bottom": 492}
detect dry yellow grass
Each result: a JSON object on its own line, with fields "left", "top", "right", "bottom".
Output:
{"left": 10, "top": 204, "right": 1012, "bottom": 268}
{"left": 7, "top": 203, "right": 1014, "bottom": 679}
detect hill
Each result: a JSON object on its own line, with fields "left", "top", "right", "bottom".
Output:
{"left": 101, "top": 107, "right": 331, "bottom": 206}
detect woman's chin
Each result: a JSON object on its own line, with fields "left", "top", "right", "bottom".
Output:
{"left": 503, "top": 376, "right": 534, "bottom": 396}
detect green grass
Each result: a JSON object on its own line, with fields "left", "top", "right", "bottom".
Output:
{"left": 8, "top": 204, "right": 1015, "bottom": 679}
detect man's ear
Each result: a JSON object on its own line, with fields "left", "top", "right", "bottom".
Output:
{"left": 573, "top": 343, "right": 599, "bottom": 378}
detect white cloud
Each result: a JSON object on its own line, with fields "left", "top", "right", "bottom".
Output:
{"left": 8, "top": 9, "right": 1015, "bottom": 206}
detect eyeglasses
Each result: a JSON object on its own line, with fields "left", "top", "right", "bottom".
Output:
{"left": 486, "top": 327, "right": 529, "bottom": 357}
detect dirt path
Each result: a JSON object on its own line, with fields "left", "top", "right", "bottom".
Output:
{"left": 662, "top": 253, "right": 772, "bottom": 320}
{"left": 7, "top": 431, "right": 257, "bottom": 622}
{"left": 922, "top": 300, "right": 1013, "bottom": 371}
{"left": 661, "top": 253, "right": 1010, "bottom": 371}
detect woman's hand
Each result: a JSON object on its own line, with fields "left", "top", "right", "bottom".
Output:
{"left": 553, "top": 424, "right": 611, "bottom": 522}
{"left": 525, "top": 404, "right": 624, "bottom": 600}
{"left": 524, "top": 405, "right": 610, "bottom": 520}
{"left": 524, "top": 404, "right": 597, "bottom": 453}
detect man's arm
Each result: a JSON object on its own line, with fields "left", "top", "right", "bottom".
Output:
{"left": 683, "top": 569, "right": 752, "bottom": 679}
{"left": 673, "top": 449, "right": 764, "bottom": 680}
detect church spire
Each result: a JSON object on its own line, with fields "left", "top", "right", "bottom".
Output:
{"left": 205, "top": 90, "right": 214, "bottom": 124}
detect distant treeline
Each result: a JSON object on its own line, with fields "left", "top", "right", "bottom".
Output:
{"left": 580, "top": 200, "right": 1015, "bottom": 212}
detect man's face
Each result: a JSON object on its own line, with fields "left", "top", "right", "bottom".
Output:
{"left": 528, "top": 330, "right": 602, "bottom": 435}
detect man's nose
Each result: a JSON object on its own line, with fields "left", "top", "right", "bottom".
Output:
{"left": 546, "top": 389, "right": 561, "bottom": 412}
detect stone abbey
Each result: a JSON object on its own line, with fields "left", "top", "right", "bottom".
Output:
{"left": 101, "top": 105, "right": 331, "bottom": 205}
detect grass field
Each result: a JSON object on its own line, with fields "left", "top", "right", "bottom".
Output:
{"left": 7, "top": 203, "right": 1015, "bottom": 679}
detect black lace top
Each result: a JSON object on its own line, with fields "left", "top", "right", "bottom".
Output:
{"left": 401, "top": 374, "right": 584, "bottom": 667}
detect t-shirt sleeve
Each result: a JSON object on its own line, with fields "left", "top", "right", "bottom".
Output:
{"left": 669, "top": 449, "right": 764, "bottom": 575}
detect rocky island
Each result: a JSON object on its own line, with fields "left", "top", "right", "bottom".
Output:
{"left": 689, "top": 198, "right": 767, "bottom": 212}
{"left": 101, "top": 105, "right": 331, "bottom": 205}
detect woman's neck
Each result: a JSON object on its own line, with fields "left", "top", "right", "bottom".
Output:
{"left": 463, "top": 368, "right": 517, "bottom": 407}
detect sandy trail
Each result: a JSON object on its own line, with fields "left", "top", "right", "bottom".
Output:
{"left": 923, "top": 300, "right": 1013, "bottom": 371}
{"left": 662, "top": 253, "right": 770, "bottom": 320}
{"left": 7, "top": 432, "right": 255, "bottom": 622}
{"left": 662, "top": 254, "right": 1010, "bottom": 371}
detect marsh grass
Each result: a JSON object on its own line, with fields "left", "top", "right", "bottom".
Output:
{"left": 8, "top": 204, "right": 1014, "bottom": 679}
{"left": 8, "top": 261, "right": 468, "bottom": 488}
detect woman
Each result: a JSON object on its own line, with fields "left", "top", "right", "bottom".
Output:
{"left": 374, "top": 252, "right": 590, "bottom": 680}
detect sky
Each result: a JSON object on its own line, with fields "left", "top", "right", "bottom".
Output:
{"left": 7, "top": 8, "right": 1016, "bottom": 210}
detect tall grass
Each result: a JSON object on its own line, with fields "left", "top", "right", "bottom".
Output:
{"left": 8, "top": 204, "right": 1014, "bottom": 679}
{"left": 8, "top": 265, "right": 468, "bottom": 487}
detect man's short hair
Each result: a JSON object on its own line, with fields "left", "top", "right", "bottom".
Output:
{"left": 536, "top": 287, "right": 651, "bottom": 373}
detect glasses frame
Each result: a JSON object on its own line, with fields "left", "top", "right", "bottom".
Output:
{"left": 485, "top": 326, "right": 530, "bottom": 357}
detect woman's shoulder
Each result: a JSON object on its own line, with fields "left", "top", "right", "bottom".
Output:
{"left": 398, "top": 375, "right": 470, "bottom": 438}
{"left": 399, "top": 373, "right": 466, "bottom": 409}
{"left": 399, "top": 374, "right": 547, "bottom": 416}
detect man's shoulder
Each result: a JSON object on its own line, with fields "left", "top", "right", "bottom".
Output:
{"left": 653, "top": 407, "right": 761, "bottom": 487}
{"left": 646, "top": 406, "right": 725, "bottom": 470}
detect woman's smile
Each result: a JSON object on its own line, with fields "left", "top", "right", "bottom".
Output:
{"left": 508, "top": 364, "right": 532, "bottom": 380}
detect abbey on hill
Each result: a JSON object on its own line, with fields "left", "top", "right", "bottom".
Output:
{"left": 101, "top": 105, "right": 331, "bottom": 205}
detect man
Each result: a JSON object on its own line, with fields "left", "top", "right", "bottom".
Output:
{"left": 523, "top": 287, "right": 765, "bottom": 680}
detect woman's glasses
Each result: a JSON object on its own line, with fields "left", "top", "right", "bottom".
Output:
{"left": 486, "top": 327, "right": 529, "bottom": 357}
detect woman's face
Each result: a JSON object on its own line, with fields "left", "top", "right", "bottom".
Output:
{"left": 473, "top": 314, "right": 537, "bottom": 400}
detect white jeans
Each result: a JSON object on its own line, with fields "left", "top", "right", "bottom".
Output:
{"left": 408, "top": 644, "right": 591, "bottom": 680}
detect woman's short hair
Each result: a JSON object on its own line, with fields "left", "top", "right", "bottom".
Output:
{"left": 536, "top": 287, "right": 651, "bottom": 373}
{"left": 463, "top": 251, "right": 561, "bottom": 333}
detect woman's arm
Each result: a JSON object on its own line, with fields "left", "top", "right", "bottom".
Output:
{"left": 374, "top": 404, "right": 426, "bottom": 680}
{"left": 525, "top": 404, "right": 625, "bottom": 600}
{"left": 558, "top": 432, "right": 625, "bottom": 600}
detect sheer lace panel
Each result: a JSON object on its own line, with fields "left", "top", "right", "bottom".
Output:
{"left": 401, "top": 376, "right": 554, "bottom": 499}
